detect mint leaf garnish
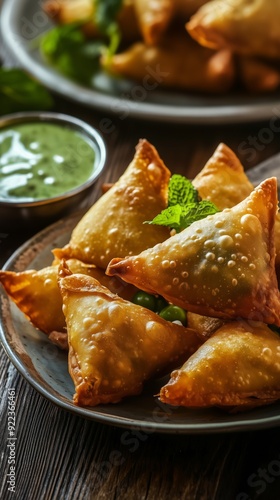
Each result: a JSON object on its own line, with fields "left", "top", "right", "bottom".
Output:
{"left": 168, "top": 174, "right": 199, "bottom": 206}
{"left": 94, "top": 0, "right": 123, "bottom": 31}
{"left": 179, "top": 200, "right": 220, "bottom": 229}
{"left": 94, "top": 0, "right": 123, "bottom": 60}
{"left": 145, "top": 174, "right": 219, "bottom": 232}
{"left": 40, "top": 24, "right": 102, "bottom": 85}
{"left": 147, "top": 205, "right": 184, "bottom": 232}
{"left": 40, "top": 0, "right": 124, "bottom": 85}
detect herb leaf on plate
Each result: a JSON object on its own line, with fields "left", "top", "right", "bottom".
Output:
{"left": 95, "top": 0, "right": 123, "bottom": 58}
{"left": 40, "top": 23, "right": 103, "bottom": 85}
{"left": 40, "top": 0, "right": 124, "bottom": 84}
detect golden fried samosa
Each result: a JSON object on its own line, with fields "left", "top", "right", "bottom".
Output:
{"left": 43, "top": 0, "right": 94, "bottom": 26}
{"left": 187, "top": 312, "right": 225, "bottom": 340}
{"left": 193, "top": 143, "right": 280, "bottom": 281}
{"left": 53, "top": 139, "right": 171, "bottom": 269}
{"left": 0, "top": 259, "right": 137, "bottom": 349}
{"left": 43, "top": 0, "right": 140, "bottom": 41}
{"left": 133, "top": 0, "right": 174, "bottom": 45}
{"left": 275, "top": 221, "right": 280, "bottom": 283}
{"left": 105, "top": 32, "right": 235, "bottom": 93}
{"left": 192, "top": 143, "right": 254, "bottom": 208}
{"left": 107, "top": 177, "right": 280, "bottom": 326}
{"left": 187, "top": 0, "right": 280, "bottom": 60}
{"left": 160, "top": 320, "right": 280, "bottom": 410}
{"left": 174, "top": 0, "right": 209, "bottom": 19}
{"left": 237, "top": 56, "right": 280, "bottom": 93}
{"left": 58, "top": 265, "right": 201, "bottom": 406}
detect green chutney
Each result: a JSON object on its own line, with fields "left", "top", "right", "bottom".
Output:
{"left": 0, "top": 122, "right": 96, "bottom": 200}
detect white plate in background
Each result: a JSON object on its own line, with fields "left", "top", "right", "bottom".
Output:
{"left": 2, "top": 0, "right": 280, "bottom": 124}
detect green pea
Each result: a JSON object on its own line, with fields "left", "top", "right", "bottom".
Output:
{"left": 132, "top": 291, "right": 157, "bottom": 311}
{"left": 159, "top": 305, "right": 187, "bottom": 326}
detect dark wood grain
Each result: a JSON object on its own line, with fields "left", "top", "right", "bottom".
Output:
{"left": 1, "top": 346, "right": 280, "bottom": 500}
{"left": 2, "top": 8, "right": 280, "bottom": 499}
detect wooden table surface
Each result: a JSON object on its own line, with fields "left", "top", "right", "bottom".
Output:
{"left": 2, "top": 8, "right": 280, "bottom": 500}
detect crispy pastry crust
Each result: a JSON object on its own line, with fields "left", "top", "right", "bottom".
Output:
{"left": 54, "top": 139, "right": 171, "bottom": 269}
{"left": 160, "top": 321, "right": 280, "bottom": 410}
{"left": 58, "top": 264, "right": 201, "bottom": 406}
{"left": 187, "top": 0, "right": 280, "bottom": 60}
{"left": 107, "top": 178, "right": 280, "bottom": 326}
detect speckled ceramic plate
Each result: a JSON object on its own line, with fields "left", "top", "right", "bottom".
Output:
{"left": 2, "top": 0, "right": 280, "bottom": 124}
{"left": 1, "top": 212, "right": 280, "bottom": 434}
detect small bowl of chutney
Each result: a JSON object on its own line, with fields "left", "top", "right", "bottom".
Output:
{"left": 0, "top": 111, "right": 106, "bottom": 232}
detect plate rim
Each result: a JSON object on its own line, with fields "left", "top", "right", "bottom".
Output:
{"left": 2, "top": 0, "right": 280, "bottom": 124}
{"left": 1, "top": 214, "right": 280, "bottom": 434}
